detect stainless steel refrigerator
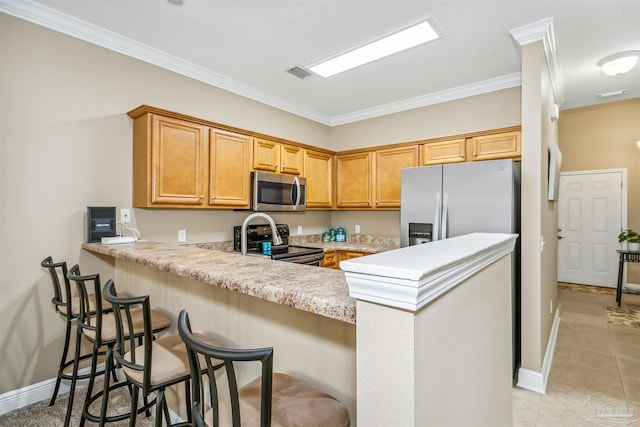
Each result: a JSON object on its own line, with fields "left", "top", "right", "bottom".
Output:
{"left": 400, "top": 159, "right": 521, "bottom": 379}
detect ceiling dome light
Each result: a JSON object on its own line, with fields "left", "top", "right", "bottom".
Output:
{"left": 597, "top": 51, "right": 640, "bottom": 77}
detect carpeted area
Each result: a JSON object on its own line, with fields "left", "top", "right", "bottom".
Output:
{"left": 0, "top": 379, "right": 157, "bottom": 427}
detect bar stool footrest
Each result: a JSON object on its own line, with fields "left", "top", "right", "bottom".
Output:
{"left": 83, "top": 380, "right": 157, "bottom": 424}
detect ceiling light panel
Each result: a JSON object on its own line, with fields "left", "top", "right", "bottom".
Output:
{"left": 309, "top": 20, "right": 440, "bottom": 78}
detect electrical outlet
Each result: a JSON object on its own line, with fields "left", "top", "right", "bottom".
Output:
{"left": 178, "top": 229, "right": 187, "bottom": 243}
{"left": 120, "top": 208, "right": 131, "bottom": 224}
{"left": 550, "top": 300, "right": 553, "bottom": 314}
{"left": 297, "top": 225, "right": 303, "bottom": 235}
{"left": 355, "top": 224, "right": 361, "bottom": 234}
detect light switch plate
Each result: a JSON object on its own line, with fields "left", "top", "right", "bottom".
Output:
{"left": 178, "top": 229, "right": 187, "bottom": 242}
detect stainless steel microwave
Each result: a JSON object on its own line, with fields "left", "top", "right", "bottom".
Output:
{"left": 251, "top": 171, "right": 306, "bottom": 212}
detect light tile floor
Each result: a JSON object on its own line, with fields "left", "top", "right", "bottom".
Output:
{"left": 513, "top": 285, "right": 640, "bottom": 426}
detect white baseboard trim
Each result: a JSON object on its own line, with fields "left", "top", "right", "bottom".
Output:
{"left": 0, "top": 364, "right": 187, "bottom": 425}
{"left": 0, "top": 365, "right": 99, "bottom": 416}
{"left": 516, "top": 307, "right": 560, "bottom": 394}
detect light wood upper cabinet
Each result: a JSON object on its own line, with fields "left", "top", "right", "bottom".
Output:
{"left": 209, "top": 130, "right": 251, "bottom": 208}
{"left": 252, "top": 138, "right": 303, "bottom": 175}
{"left": 252, "top": 138, "right": 279, "bottom": 173}
{"left": 130, "top": 108, "right": 251, "bottom": 209}
{"left": 336, "top": 151, "right": 372, "bottom": 208}
{"left": 467, "top": 131, "right": 521, "bottom": 161}
{"left": 375, "top": 146, "right": 418, "bottom": 208}
{"left": 304, "top": 149, "right": 334, "bottom": 209}
{"left": 132, "top": 113, "right": 207, "bottom": 207}
{"left": 420, "top": 131, "right": 521, "bottom": 166}
{"left": 421, "top": 138, "right": 466, "bottom": 165}
{"left": 281, "top": 144, "right": 304, "bottom": 175}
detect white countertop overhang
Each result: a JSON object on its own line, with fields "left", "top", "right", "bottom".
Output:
{"left": 340, "top": 233, "right": 518, "bottom": 311}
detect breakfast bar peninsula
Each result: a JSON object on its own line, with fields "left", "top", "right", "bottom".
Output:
{"left": 82, "top": 232, "right": 517, "bottom": 426}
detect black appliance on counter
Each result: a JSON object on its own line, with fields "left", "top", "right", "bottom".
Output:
{"left": 233, "top": 224, "right": 323, "bottom": 266}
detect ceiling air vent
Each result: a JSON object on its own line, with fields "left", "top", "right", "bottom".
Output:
{"left": 287, "top": 67, "right": 311, "bottom": 79}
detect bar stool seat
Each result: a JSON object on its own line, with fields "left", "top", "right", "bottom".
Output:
{"left": 67, "top": 265, "right": 171, "bottom": 426}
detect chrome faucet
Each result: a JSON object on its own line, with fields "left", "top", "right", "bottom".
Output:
{"left": 240, "top": 212, "right": 283, "bottom": 255}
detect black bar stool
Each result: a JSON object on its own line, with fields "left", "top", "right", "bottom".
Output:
{"left": 40, "top": 257, "right": 112, "bottom": 426}
{"left": 67, "top": 265, "right": 170, "bottom": 426}
{"left": 103, "top": 280, "right": 225, "bottom": 426}
{"left": 178, "top": 310, "right": 351, "bottom": 427}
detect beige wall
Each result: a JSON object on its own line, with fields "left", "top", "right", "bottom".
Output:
{"left": 330, "top": 87, "right": 521, "bottom": 151}
{"left": 558, "top": 99, "right": 640, "bottom": 282}
{"left": 0, "top": 15, "right": 333, "bottom": 394}
{"left": 357, "top": 255, "right": 513, "bottom": 426}
{"left": 519, "top": 40, "right": 559, "bottom": 373}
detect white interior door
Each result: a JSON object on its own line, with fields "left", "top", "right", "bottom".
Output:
{"left": 557, "top": 170, "right": 624, "bottom": 287}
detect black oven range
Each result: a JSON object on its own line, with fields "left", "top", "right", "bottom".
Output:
{"left": 233, "top": 224, "right": 324, "bottom": 266}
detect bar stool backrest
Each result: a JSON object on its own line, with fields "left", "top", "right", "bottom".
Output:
{"left": 41, "top": 256, "right": 72, "bottom": 319}
{"left": 67, "top": 264, "right": 107, "bottom": 346}
{"left": 102, "top": 279, "right": 155, "bottom": 394}
{"left": 178, "top": 310, "right": 274, "bottom": 427}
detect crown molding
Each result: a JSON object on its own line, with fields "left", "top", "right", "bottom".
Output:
{"left": 2, "top": 0, "right": 524, "bottom": 126}
{"left": 331, "top": 73, "right": 522, "bottom": 126}
{"left": 509, "top": 17, "right": 565, "bottom": 106}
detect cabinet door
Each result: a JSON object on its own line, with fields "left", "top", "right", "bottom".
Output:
{"left": 323, "top": 251, "right": 338, "bottom": 269}
{"left": 336, "top": 152, "right": 372, "bottom": 208}
{"left": 304, "top": 150, "right": 333, "bottom": 209}
{"left": 281, "top": 144, "right": 304, "bottom": 175}
{"left": 467, "top": 131, "right": 521, "bottom": 161}
{"left": 150, "top": 115, "right": 207, "bottom": 206}
{"left": 252, "top": 138, "right": 280, "bottom": 172}
{"left": 375, "top": 146, "right": 418, "bottom": 208}
{"left": 420, "top": 139, "right": 466, "bottom": 165}
{"left": 209, "top": 130, "right": 250, "bottom": 208}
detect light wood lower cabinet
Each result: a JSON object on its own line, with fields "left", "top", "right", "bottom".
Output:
{"left": 304, "top": 149, "right": 334, "bottom": 209}
{"left": 323, "top": 251, "right": 338, "bottom": 269}
{"left": 323, "top": 250, "right": 373, "bottom": 269}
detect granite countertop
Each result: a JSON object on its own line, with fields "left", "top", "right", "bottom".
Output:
{"left": 289, "top": 234, "right": 400, "bottom": 254}
{"left": 82, "top": 241, "right": 366, "bottom": 324}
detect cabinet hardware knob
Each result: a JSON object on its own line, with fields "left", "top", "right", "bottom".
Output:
{"left": 460, "top": 154, "right": 464, "bottom": 157}
{"left": 200, "top": 195, "right": 205, "bottom": 199}
{"left": 473, "top": 153, "right": 477, "bottom": 157}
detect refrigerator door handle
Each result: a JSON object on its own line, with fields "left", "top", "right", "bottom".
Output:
{"left": 441, "top": 193, "right": 449, "bottom": 240}
{"left": 434, "top": 193, "right": 441, "bottom": 241}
